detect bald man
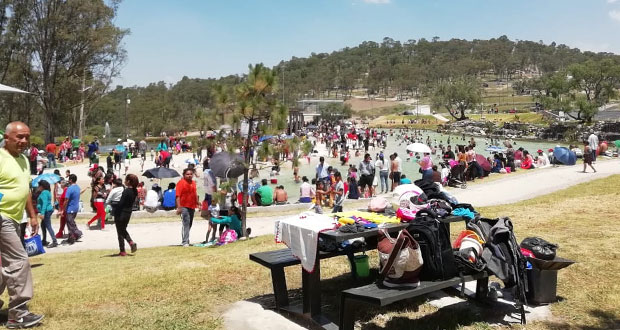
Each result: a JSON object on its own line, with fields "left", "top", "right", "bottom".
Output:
{"left": 0, "top": 121, "right": 44, "bottom": 328}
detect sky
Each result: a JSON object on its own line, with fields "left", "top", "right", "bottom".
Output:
{"left": 113, "top": 0, "right": 620, "bottom": 87}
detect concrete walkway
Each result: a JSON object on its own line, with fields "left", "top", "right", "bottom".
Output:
{"left": 45, "top": 158, "right": 620, "bottom": 255}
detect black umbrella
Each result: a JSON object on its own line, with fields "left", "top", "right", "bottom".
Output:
{"left": 209, "top": 152, "right": 246, "bottom": 178}
{"left": 142, "top": 167, "right": 181, "bottom": 179}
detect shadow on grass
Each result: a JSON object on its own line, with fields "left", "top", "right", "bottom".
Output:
{"left": 31, "top": 263, "right": 44, "bottom": 269}
{"left": 102, "top": 253, "right": 135, "bottom": 257}
{"left": 540, "top": 309, "right": 620, "bottom": 330}
{"left": 245, "top": 270, "right": 527, "bottom": 329}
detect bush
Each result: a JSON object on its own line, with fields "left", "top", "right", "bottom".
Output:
{"left": 30, "top": 135, "right": 44, "bottom": 146}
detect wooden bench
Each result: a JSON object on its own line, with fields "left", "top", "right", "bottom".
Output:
{"left": 250, "top": 248, "right": 362, "bottom": 309}
{"left": 339, "top": 272, "right": 489, "bottom": 330}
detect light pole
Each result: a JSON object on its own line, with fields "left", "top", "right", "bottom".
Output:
{"left": 125, "top": 95, "right": 130, "bottom": 138}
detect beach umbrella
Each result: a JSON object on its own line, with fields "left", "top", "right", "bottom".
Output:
{"left": 142, "top": 167, "right": 180, "bottom": 179}
{"left": 485, "top": 146, "right": 506, "bottom": 153}
{"left": 258, "top": 135, "right": 274, "bottom": 142}
{"left": 475, "top": 154, "right": 492, "bottom": 172}
{"left": 0, "top": 83, "right": 29, "bottom": 94}
{"left": 406, "top": 143, "right": 432, "bottom": 154}
{"left": 237, "top": 180, "right": 261, "bottom": 194}
{"left": 31, "top": 173, "right": 61, "bottom": 188}
{"left": 553, "top": 147, "right": 577, "bottom": 166}
{"left": 209, "top": 152, "right": 245, "bottom": 178}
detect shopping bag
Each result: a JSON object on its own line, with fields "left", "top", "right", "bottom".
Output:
{"left": 24, "top": 234, "right": 46, "bottom": 257}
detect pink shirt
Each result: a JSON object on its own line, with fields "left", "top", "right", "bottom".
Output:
{"left": 420, "top": 156, "right": 433, "bottom": 170}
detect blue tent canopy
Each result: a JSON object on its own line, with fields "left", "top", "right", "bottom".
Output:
{"left": 553, "top": 147, "right": 577, "bottom": 165}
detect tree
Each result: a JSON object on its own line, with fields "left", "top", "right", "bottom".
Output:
{"left": 319, "top": 102, "right": 352, "bottom": 121}
{"left": 568, "top": 59, "right": 620, "bottom": 120}
{"left": 431, "top": 77, "right": 482, "bottom": 120}
{"left": 18, "top": 0, "right": 127, "bottom": 142}
{"left": 235, "top": 63, "right": 286, "bottom": 235}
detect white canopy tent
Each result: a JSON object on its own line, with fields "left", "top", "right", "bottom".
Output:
{"left": 0, "top": 83, "right": 29, "bottom": 94}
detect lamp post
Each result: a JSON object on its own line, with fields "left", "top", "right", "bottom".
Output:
{"left": 125, "top": 95, "right": 130, "bottom": 138}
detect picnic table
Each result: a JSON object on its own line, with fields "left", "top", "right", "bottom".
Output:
{"left": 250, "top": 222, "right": 409, "bottom": 328}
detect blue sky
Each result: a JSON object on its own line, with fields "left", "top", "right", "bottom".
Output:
{"left": 114, "top": 0, "right": 620, "bottom": 87}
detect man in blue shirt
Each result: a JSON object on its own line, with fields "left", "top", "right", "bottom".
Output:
{"left": 162, "top": 183, "right": 177, "bottom": 211}
{"left": 63, "top": 174, "right": 83, "bottom": 244}
{"left": 87, "top": 141, "right": 98, "bottom": 166}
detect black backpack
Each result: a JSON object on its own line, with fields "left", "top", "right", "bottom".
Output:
{"left": 468, "top": 216, "right": 528, "bottom": 324}
{"left": 407, "top": 209, "right": 458, "bottom": 281}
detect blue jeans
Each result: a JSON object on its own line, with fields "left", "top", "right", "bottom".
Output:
{"left": 422, "top": 169, "right": 433, "bottom": 181}
{"left": 379, "top": 171, "right": 389, "bottom": 192}
{"left": 41, "top": 210, "right": 57, "bottom": 244}
{"left": 181, "top": 207, "right": 195, "bottom": 245}
{"left": 47, "top": 154, "right": 56, "bottom": 168}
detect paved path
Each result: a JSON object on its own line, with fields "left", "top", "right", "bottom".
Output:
{"left": 45, "top": 159, "right": 620, "bottom": 254}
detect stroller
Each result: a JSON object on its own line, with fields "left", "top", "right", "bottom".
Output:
{"left": 442, "top": 160, "right": 467, "bottom": 189}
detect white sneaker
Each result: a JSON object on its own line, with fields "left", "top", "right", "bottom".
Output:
{"left": 182, "top": 244, "right": 190, "bottom": 247}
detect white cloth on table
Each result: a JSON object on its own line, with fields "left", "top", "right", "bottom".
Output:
{"left": 275, "top": 212, "right": 337, "bottom": 272}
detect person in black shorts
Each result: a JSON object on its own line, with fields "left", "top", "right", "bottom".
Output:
{"left": 358, "top": 153, "right": 375, "bottom": 197}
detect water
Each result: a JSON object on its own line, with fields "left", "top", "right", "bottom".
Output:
{"left": 247, "top": 129, "right": 563, "bottom": 202}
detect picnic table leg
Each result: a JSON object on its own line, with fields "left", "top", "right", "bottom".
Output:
{"left": 271, "top": 267, "right": 289, "bottom": 309}
{"left": 302, "top": 251, "right": 321, "bottom": 317}
{"left": 339, "top": 294, "right": 355, "bottom": 330}
{"left": 476, "top": 276, "right": 489, "bottom": 300}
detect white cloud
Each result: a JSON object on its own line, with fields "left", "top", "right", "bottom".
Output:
{"left": 363, "top": 0, "right": 391, "bottom": 4}
{"left": 609, "top": 10, "right": 620, "bottom": 22}
{"left": 607, "top": 0, "right": 619, "bottom": 4}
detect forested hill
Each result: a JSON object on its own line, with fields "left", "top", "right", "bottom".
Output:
{"left": 88, "top": 36, "right": 619, "bottom": 136}
{"left": 272, "top": 35, "right": 617, "bottom": 101}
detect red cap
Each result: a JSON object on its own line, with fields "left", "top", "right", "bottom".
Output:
{"left": 548, "top": 148, "right": 554, "bottom": 152}
{"left": 537, "top": 149, "right": 543, "bottom": 153}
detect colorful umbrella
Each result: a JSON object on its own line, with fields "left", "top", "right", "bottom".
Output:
{"left": 31, "top": 173, "right": 61, "bottom": 188}
{"left": 553, "top": 147, "right": 577, "bottom": 165}
{"left": 475, "top": 154, "right": 492, "bottom": 172}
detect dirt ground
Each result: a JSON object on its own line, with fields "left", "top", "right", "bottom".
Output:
{"left": 346, "top": 98, "right": 399, "bottom": 111}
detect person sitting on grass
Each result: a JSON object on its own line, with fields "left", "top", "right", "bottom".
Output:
{"left": 347, "top": 176, "right": 359, "bottom": 199}
{"left": 299, "top": 176, "right": 313, "bottom": 203}
{"left": 144, "top": 184, "right": 161, "bottom": 212}
{"left": 252, "top": 179, "right": 273, "bottom": 206}
{"left": 210, "top": 205, "right": 243, "bottom": 238}
{"left": 491, "top": 154, "right": 503, "bottom": 173}
{"left": 399, "top": 174, "right": 412, "bottom": 185}
{"left": 273, "top": 185, "right": 288, "bottom": 205}
{"left": 520, "top": 150, "right": 534, "bottom": 170}
{"left": 162, "top": 182, "right": 177, "bottom": 211}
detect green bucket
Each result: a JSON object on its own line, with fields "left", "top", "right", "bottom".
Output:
{"left": 353, "top": 254, "right": 370, "bottom": 278}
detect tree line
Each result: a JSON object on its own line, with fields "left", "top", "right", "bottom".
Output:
{"left": 2, "top": 0, "right": 620, "bottom": 142}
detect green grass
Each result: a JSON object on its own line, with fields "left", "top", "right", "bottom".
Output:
{"left": 12, "top": 175, "right": 620, "bottom": 329}
{"left": 369, "top": 114, "right": 441, "bottom": 129}
{"left": 466, "top": 113, "right": 548, "bottom": 125}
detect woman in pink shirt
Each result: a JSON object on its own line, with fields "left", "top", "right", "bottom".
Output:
{"left": 418, "top": 152, "right": 433, "bottom": 181}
